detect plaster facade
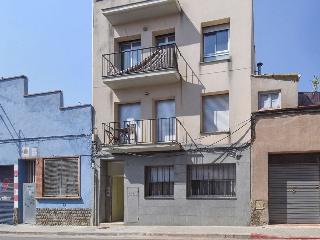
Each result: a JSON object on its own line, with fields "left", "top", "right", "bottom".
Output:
{"left": 251, "top": 107, "right": 320, "bottom": 225}
{"left": 0, "top": 76, "right": 93, "bottom": 225}
{"left": 93, "top": 0, "right": 254, "bottom": 225}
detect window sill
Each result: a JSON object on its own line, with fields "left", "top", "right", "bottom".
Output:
{"left": 145, "top": 196, "right": 174, "bottom": 200}
{"left": 200, "top": 57, "right": 231, "bottom": 65}
{"left": 187, "top": 196, "right": 237, "bottom": 200}
{"left": 36, "top": 196, "right": 81, "bottom": 200}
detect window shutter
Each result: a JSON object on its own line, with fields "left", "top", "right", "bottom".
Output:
{"left": 203, "top": 94, "right": 229, "bottom": 132}
{"left": 43, "top": 158, "right": 79, "bottom": 197}
{"left": 61, "top": 158, "right": 78, "bottom": 196}
{"left": 44, "top": 159, "right": 61, "bottom": 196}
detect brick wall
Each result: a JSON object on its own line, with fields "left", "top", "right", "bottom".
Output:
{"left": 35, "top": 158, "right": 43, "bottom": 198}
{"left": 36, "top": 208, "right": 91, "bottom": 226}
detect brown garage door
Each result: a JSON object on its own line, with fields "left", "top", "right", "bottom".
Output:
{"left": 268, "top": 153, "right": 320, "bottom": 224}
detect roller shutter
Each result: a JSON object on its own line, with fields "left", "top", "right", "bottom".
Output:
{"left": 268, "top": 154, "right": 320, "bottom": 224}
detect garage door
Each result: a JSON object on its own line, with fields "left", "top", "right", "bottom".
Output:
{"left": 269, "top": 153, "right": 320, "bottom": 224}
{"left": 0, "top": 166, "right": 14, "bottom": 224}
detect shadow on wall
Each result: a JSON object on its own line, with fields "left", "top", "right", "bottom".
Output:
{"left": 0, "top": 104, "right": 26, "bottom": 158}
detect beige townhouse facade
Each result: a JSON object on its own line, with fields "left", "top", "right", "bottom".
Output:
{"left": 92, "top": 0, "right": 256, "bottom": 225}
{"left": 251, "top": 74, "right": 320, "bottom": 225}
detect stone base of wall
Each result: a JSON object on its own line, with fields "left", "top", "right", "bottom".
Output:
{"left": 36, "top": 208, "right": 91, "bottom": 226}
{"left": 251, "top": 199, "right": 268, "bottom": 226}
{"left": 13, "top": 208, "right": 19, "bottom": 225}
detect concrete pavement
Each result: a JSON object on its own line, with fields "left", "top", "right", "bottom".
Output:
{"left": 0, "top": 223, "right": 319, "bottom": 239}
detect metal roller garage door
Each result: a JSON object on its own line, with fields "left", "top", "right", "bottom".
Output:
{"left": 268, "top": 154, "right": 320, "bottom": 224}
{"left": 0, "top": 166, "right": 14, "bottom": 225}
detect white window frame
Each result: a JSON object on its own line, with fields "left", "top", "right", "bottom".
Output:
{"left": 202, "top": 93, "right": 229, "bottom": 133}
{"left": 119, "top": 40, "right": 142, "bottom": 70}
{"left": 258, "top": 91, "right": 281, "bottom": 110}
{"left": 156, "top": 33, "right": 175, "bottom": 46}
{"left": 203, "top": 23, "right": 230, "bottom": 62}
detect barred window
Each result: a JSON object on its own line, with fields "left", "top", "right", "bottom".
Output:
{"left": 187, "top": 164, "right": 236, "bottom": 198}
{"left": 145, "top": 166, "right": 174, "bottom": 197}
{"left": 44, "top": 158, "right": 79, "bottom": 197}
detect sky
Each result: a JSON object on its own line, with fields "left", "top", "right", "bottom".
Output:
{"left": 1, "top": 1, "right": 319, "bottom": 106}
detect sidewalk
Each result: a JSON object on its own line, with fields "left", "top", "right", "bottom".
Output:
{"left": 0, "top": 223, "right": 319, "bottom": 239}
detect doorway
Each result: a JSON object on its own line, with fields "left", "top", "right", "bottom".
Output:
{"left": 105, "top": 161, "right": 124, "bottom": 222}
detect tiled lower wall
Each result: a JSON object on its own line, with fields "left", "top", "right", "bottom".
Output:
{"left": 36, "top": 208, "right": 91, "bottom": 226}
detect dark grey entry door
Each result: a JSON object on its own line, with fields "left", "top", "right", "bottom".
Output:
{"left": 269, "top": 163, "right": 320, "bottom": 224}
{"left": 23, "top": 183, "right": 36, "bottom": 224}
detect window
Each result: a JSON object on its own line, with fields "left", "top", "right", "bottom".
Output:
{"left": 202, "top": 94, "right": 229, "bottom": 133}
{"left": 43, "top": 158, "right": 79, "bottom": 197}
{"left": 119, "top": 40, "right": 141, "bottom": 70}
{"left": 187, "top": 164, "right": 236, "bottom": 198}
{"left": 156, "top": 34, "right": 175, "bottom": 46}
{"left": 156, "top": 99, "right": 175, "bottom": 142}
{"left": 203, "top": 24, "right": 229, "bottom": 62}
{"left": 259, "top": 92, "right": 280, "bottom": 110}
{"left": 145, "top": 166, "right": 174, "bottom": 197}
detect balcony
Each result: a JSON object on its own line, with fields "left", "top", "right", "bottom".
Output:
{"left": 102, "top": 117, "right": 189, "bottom": 153}
{"left": 102, "top": 0, "right": 181, "bottom": 26}
{"left": 102, "top": 44, "right": 180, "bottom": 90}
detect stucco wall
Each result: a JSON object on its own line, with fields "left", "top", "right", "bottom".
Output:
{"left": 251, "top": 75, "right": 299, "bottom": 112}
{"left": 251, "top": 108, "right": 320, "bottom": 225}
{"left": 93, "top": 0, "right": 254, "bottom": 144}
{"left": 98, "top": 149, "right": 251, "bottom": 226}
{"left": 0, "top": 77, "right": 93, "bottom": 224}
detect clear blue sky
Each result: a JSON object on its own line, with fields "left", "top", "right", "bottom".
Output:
{"left": 1, "top": 1, "right": 319, "bottom": 106}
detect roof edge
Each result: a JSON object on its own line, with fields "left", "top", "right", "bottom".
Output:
{"left": 252, "top": 105, "right": 320, "bottom": 116}
{"left": 251, "top": 74, "right": 301, "bottom": 82}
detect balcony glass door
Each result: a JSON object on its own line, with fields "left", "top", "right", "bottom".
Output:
{"left": 120, "top": 41, "right": 141, "bottom": 71}
{"left": 156, "top": 100, "right": 175, "bottom": 142}
{"left": 118, "top": 103, "right": 141, "bottom": 144}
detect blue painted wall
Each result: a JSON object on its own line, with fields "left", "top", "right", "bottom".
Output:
{"left": 0, "top": 76, "right": 92, "bottom": 222}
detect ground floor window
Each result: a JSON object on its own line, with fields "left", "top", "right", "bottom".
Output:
{"left": 43, "top": 157, "right": 79, "bottom": 197}
{"left": 187, "top": 164, "right": 236, "bottom": 198}
{"left": 145, "top": 166, "right": 174, "bottom": 197}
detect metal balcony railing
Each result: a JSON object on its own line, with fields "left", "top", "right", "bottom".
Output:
{"left": 103, "top": 117, "right": 178, "bottom": 146}
{"left": 102, "top": 44, "right": 178, "bottom": 77}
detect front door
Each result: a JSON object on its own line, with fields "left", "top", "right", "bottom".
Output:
{"left": 105, "top": 162, "right": 124, "bottom": 222}
{"left": 23, "top": 183, "right": 36, "bottom": 224}
{"left": 111, "top": 177, "right": 124, "bottom": 221}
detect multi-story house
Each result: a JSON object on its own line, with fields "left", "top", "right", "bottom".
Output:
{"left": 92, "top": 0, "right": 255, "bottom": 225}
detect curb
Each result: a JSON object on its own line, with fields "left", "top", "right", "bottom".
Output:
{"left": 0, "top": 230, "right": 319, "bottom": 239}
{"left": 251, "top": 233, "right": 320, "bottom": 240}
{"left": 0, "top": 230, "right": 251, "bottom": 239}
